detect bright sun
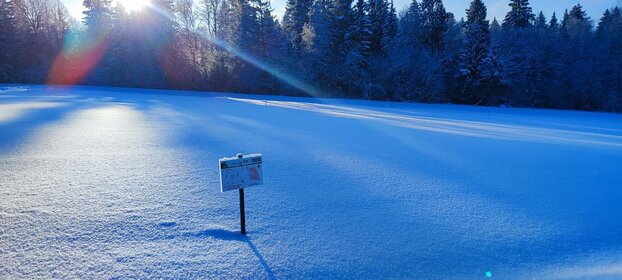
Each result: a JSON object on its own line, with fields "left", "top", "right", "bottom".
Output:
{"left": 117, "top": 0, "right": 150, "bottom": 11}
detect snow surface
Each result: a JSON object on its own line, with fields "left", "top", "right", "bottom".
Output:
{"left": 1, "top": 85, "right": 622, "bottom": 279}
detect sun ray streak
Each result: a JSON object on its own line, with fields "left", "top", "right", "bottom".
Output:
{"left": 146, "top": 5, "right": 324, "bottom": 98}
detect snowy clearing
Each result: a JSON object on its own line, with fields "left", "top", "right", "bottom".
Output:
{"left": 1, "top": 85, "right": 622, "bottom": 279}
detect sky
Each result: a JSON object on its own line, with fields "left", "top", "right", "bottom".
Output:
{"left": 63, "top": 0, "right": 620, "bottom": 23}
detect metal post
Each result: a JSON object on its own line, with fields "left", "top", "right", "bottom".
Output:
{"left": 239, "top": 188, "right": 246, "bottom": 235}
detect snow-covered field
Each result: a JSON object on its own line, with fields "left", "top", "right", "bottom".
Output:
{"left": 1, "top": 85, "right": 622, "bottom": 279}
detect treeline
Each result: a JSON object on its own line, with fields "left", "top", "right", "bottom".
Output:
{"left": 0, "top": 0, "right": 621, "bottom": 112}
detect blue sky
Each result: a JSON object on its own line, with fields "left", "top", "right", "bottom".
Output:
{"left": 64, "top": 0, "right": 619, "bottom": 23}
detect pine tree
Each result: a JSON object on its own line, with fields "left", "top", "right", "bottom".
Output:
{"left": 324, "top": 0, "right": 355, "bottom": 95}
{"left": 597, "top": 9, "right": 613, "bottom": 35}
{"left": 419, "top": 0, "right": 449, "bottom": 53}
{"left": 83, "top": 0, "right": 113, "bottom": 31}
{"left": 549, "top": 12, "right": 558, "bottom": 32}
{"left": 490, "top": 17, "right": 500, "bottom": 33}
{"left": 367, "top": 0, "right": 395, "bottom": 56}
{"left": 302, "top": 0, "right": 330, "bottom": 57}
{"left": 561, "top": 9, "right": 569, "bottom": 30}
{"left": 455, "top": 0, "right": 493, "bottom": 104}
{"left": 595, "top": 7, "right": 622, "bottom": 111}
{"left": 400, "top": 0, "right": 422, "bottom": 46}
{"left": 350, "top": 0, "right": 372, "bottom": 55}
{"left": 386, "top": 1, "right": 398, "bottom": 37}
{"left": 327, "top": 0, "right": 354, "bottom": 58}
{"left": 556, "top": 4, "right": 596, "bottom": 109}
{"left": 256, "top": 0, "right": 285, "bottom": 91}
{"left": 283, "top": 0, "right": 313, "bottom": 55}
{"left": 535, "top": 11, "right": 547, "bottom": 30}
{"left": 382, "top": 0, "right": 398, "bottom": 53}
{"left": 502, "top": 0, "right": 534, "bottom": 29}
{"left": 565, "top": 4, "right": 591, "bottom": 36}
{"left": 107, "top": 3, "right": 129, "bottom": 85}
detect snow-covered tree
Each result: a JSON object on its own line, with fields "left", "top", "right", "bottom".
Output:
{"left": 256, "top": 0, "right": 285, "bottom": 92}
{"left": 350, "top": 0, "right": 372, "bottom": 55}
{"left": 502, "top": 0, "right": 534, "bottom": 29}
{"left": 455, "top": 0, "right": 494, "bottom": 104}
{"left": 283, "top": 0, "right": 312, "bottom": 55}
{"left": 419, "top": 0, "right": 449, "bottom": 53}
{"left": 594, "top": 7, "right": 622, "bottom": 111}
{"left": 400, "top": 0, "right": 422, "bottom": 46}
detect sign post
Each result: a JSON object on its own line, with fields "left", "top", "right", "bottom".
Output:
{"left": 219, "top": 153, "right": 263, "bottom": 235}
{"left": 239, "top": 188, "right": 246, "bottom": 234}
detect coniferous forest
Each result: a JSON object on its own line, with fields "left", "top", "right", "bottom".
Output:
{"left": 0, "top": 0, "right": 621, "bottom": 112}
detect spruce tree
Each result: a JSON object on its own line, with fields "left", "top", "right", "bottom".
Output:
{"left": 597, "top": 9, "right": 613, "bottom": 35}
{"left": 324, "top": 0, "right": 355, "bottom": 95}
{"left": 302, "top": 0, "right": 331, "bottom": 59}
{"left": 595, "top": 7, "right": 622, "bottom": 111}
{"left": 367, "top": 0, "right": 395, "bottom": 56}
{"left": 400, "top": 0, "right": 422, "bottom": 46}
{"left": 385, "top": 1, "right": 398, "bottom": 40}
{"left": 283, "top": 0, "right": 313, "bottom": 55}
{"left": 565, "top": 4, "right": 591, "bottom": 35}
{"left": 535, "top": 11, "right": 547, "bottom": 30}
{"left": 83, "top": 0, "right": 113, "bottom": 31}
{"left": 419, "top": 0, "right": 449, "bottom": 53}
{"left": 502, "top": 0, "right": 534, "bottom": 29}
{"left": 107, "top": 4, "right": 130, "bottom": 86}
{"left": 354, "top": 0, "right": 372, "bottom": 52}
{"left": 490, "top": 17, "right": 500, "bottom": 33}
{"left": 455, "top": 0, "right": 492, "bottom": 104}
{"left": 561, "top": 9, "right": 569, "bottom": 30}
{"left": 549, "top": 12, "right": 559, "bottom": 32}
{"left": 255, "top": 0, "right": 283, "bottom": 91}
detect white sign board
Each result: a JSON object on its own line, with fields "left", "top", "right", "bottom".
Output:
{"left": 219, "top": 154, "right": 264, "bottom": 192}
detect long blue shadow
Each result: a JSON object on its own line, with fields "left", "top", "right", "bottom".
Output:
{"left": 0, "top": 100, "right": 85, "bottom": 153}
{"left": 189, "top": 228, "right": 275, "bottom": 279}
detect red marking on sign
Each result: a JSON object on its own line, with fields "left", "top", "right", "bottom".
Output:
{"left": 248, "top": 166, "right": 260, "bottom": 181}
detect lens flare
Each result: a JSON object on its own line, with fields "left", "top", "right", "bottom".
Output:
{"left": 48, "top": 4, "right": 324, "bottom": 97}
{"left": 47, "top": 30, "right": 111, "bottom": 85}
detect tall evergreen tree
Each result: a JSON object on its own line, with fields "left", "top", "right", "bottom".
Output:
{"left": 350, "top": 0, "right": 372, "bottom": 55}
{"left": 455, "top": 0, "right": 494, "bottom": 104}
{"left": 535, "top": 11, "right": 547, "bottom": 30}
{"left": 83, "top": 0, "right": 113, "bottom": 30}
{"left": 366, "top": 0, "right": 396, "bottom": 56}
{"left": 107, "top": 3, "right": 129, "bottom": 86}
{"left": 549, "top": 12, "right": 558, "bottom": 32}
{"left": 594, "top": 7, "right": 621, "bottom": 111}
{"left": 502, "top": 0, "right": 534, "bottom": 29}
{"left": 400, "top": 0, "right": 422, "bottom": 46}
{"left": 490, "top": 17, "right": 500, "bottom": 33}
{"left": 419, "top": 0, "right": 449, "bottom": 53}
{"left": 282, "top": 0, "right": 312, "bottom": 55}
{"left": 256, "top": 0, "right": 285, "bottom": 92}
{"left": 564, "top": 3, "right": 592, "bottom": 36}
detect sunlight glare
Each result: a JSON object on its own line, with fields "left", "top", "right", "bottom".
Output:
{"left": 118, "top": 0, "right": 150, "bottom": 11}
